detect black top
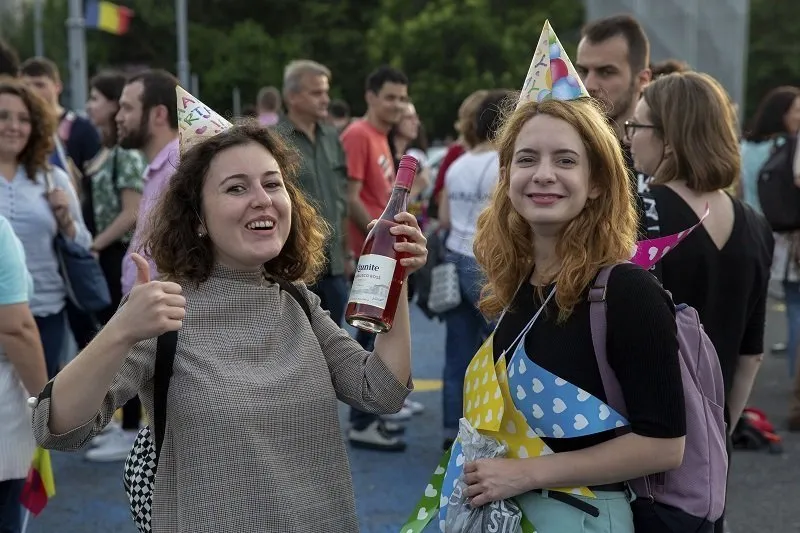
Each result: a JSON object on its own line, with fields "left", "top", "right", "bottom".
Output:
{"left": 493, "top": 263, "right": 686, "bottom": 454}
{"left": 649, "top": 186, "right": 775, "bottom": 397}
{"left": 622, "top": 144, "right": 662, "bottom": 282}
{"left": 61, "top": 111, "right": 102, "bottom": 177}
{"left": 622, "top": 144, "right": 660, "bottom": 241}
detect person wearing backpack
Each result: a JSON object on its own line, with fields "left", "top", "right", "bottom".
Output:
{"left": 30, "top": 107, "right": 428, "bottom": 532}
{"left": 20, "top": 57, "right": 101, "bottom": 186}
{"left": 628, "top": 71, "right": 775, "bottom": 533}
{"left": 452, "top": 24, "right": 691, "bottom": 533}
{"left": 738, "top": 86, "right": 800, "bottom": 377}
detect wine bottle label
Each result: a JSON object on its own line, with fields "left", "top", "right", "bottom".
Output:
{"left": 348, "top": 254, "right": 397, "bottom": 310}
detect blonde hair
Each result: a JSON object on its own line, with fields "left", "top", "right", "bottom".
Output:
{"left": 474, "top": 97, "right": 637, "bottom": 321}
{"left": 456, "top": 89, "right": 489, "bottom": 148}
{"left": 643, "top": 72, "right": 740, "bottom": 192}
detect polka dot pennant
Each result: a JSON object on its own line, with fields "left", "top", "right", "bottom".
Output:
{"left": 438, "top": 439, "right": 464, "bottom": 529}
{"left": 517, "top": 19, "right": 589, "bottom": 109}
{"left": 505, "top": 344, "right": 628, "bottom": 439}
{"left": 632, "top": 204, "right": 710, "bottom": 270}
{"left": 176, "top": 86, "right": 232, "bottom": 153}
{"left": 485, "top": 356, "right": 595, "bottom": 499}
{"left": 463, "top": 334, "right": 504, "bottom": 432}
{"left": 398, "top": 445, "right": 451, "bottom": 533}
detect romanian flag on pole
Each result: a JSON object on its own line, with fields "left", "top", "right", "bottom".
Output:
{"left": 85, "top": 1, "right": 134, "bottom": 35}
{"left": 19, "top": 447, "right": 56, "bottom": 516}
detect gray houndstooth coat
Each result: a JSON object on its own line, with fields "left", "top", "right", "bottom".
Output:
{"left": 32, "top": 264, "right": 412, "bottom": 532}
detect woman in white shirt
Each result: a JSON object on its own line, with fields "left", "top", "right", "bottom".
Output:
{"left": 0, "top": 78, "right": 92, "bottom": 380}
{"left": 438, "top": 89, "right": 510, "bottom": 448}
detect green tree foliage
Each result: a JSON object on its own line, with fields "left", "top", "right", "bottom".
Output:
{"left": 2, "top": 0, "right": 798, "bottom": 139}
{"left": 743, "top": 0, "right": 800, "bottom": 127}
{"left": 366, "top": 0, "right": 585, "bottom": 138}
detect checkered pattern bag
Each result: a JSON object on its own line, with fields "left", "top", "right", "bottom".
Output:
{"left": 120, "top": 278, "right": 311, "bottom": 532}
{"left": 122, "top": 331, "right": 177, "bottom": 533}
{"left": 123, "top": 426, "right": 158, "bottom": 532}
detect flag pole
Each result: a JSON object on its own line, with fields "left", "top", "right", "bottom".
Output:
{"left": 175, "top": 0, "right": 190, "bottom": 87}
{"left": 33, "top": 0, "right": 44, "bottom": 56}
{"left": 66, "top": 0, "right": 88, "bottom": 112}
{"left": 21, "top": 509, "right": 31, "bottom": 533}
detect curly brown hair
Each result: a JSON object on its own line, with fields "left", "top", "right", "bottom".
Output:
{"left": 141, "top": 119, "right": 330, "bottom": 285}
{"left": 0, "top": 77, "right": 55, "bottom": 180}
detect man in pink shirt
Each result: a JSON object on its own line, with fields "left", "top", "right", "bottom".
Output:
{"left": 86, "top": 69, "right": 179, "bottom": 463}
{"left": 118, "top": 70, "right": 181, "bottom": 297}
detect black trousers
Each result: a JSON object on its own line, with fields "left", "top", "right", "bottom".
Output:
{"left": 65, "top": 241, "right": 141, "bottom": 430}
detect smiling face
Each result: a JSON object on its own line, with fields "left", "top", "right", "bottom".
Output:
{"left": 367, "top": 82, "right": 408, "bottom": 127}
{"left": 0, "top": 92, "right": 32, "bottom": 161}
{"left": 507, "top": 114, "right": 598, "bottom": 235}
{"left": 201, "top": 141, "right": 292, "bottom": 271}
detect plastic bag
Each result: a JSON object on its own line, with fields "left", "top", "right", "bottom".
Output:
{"left": 444, "top": 418, "right": 523, "bottom": 533}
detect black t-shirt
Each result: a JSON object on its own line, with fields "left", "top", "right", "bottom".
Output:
{"left": 493, "top": 263, "right": 686, "bottom": 454}
{"left": 649, "top": 186, "right": 775, "bottom": 397}
{"left": 622, "top": 144, "right": 662, "bottom": 282}
{"left": 61, "top": 111, "right": 102, "bottom": 177}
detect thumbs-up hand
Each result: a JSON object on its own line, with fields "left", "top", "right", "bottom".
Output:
{"left": 133, "top": 253, "right": 151, "bottom": 286}
{"left": 110, "top": 253, "right": 186, "bottom": 346}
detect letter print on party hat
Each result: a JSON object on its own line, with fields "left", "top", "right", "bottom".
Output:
{"left": 517, "top": 19, "right": 589, "bottom": 108}
{"left": 505, "top": 344, "right": 628, "bottom": 439}
{"left": 462, "top": 334, "right": 504, "bottom": 432}
{"left": 177, "top": 86, "right": 232, "bottom": 153}
{"left": 632, "top": 204, "right": 710, "bottom": 270}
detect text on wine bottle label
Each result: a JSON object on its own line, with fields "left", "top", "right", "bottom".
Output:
{"left": 348, "top": 254, "right": 397, "bottom": 310}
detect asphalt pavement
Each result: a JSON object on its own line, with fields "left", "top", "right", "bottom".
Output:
{"left": 23, "top": 301, "right": 800, "bottom": 533}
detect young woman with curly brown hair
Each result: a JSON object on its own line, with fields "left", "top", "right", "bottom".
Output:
{"left": 31, "top": 120, "right": 429, "bottom": 532}
{"left": 0, "top": 77, "right": 92, "bottom": 380}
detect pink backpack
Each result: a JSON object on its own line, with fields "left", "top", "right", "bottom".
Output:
{"left": 589, "top": 264, "right": 728, "bottom": 524}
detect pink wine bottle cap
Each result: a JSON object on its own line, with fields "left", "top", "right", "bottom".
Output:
{"left": 396, "top": 155, "right": 418, "bottom": 189}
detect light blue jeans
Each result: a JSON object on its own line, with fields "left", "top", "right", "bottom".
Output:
{"left": 784, "top": 281, "right": 800, "bottom": 378}
{"left": 442, "top": 251, "right": 492, "bottom": 437}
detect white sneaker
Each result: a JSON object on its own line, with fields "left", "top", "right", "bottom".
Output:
{"left": 381, "top": 405, "right": 413, "bottom": 422}
{"left": 404, "top": 398, "right": 425, "bottom": 415}
{"left": 85, "top": 429, "right": 138, "bottom": 462}
{"left": 88, "top": 419, "right": 123, "bottom": 448}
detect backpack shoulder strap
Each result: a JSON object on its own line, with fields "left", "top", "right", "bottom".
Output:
{"left": 587, "top": 264, "right": 629, "bottom": 420}
{"left": 153, "top": 330, "right": 178, "bottom": 461}
{"left": 273, "top": 277, "right": 312, "bottom": 322}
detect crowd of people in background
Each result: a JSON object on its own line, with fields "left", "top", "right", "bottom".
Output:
{"left": 0, "top": 9, "right": 798, "bottom": 533}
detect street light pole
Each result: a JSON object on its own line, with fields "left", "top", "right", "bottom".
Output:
{"left": 34, "top": 0, "right": 44, "bottom": 56}
{"left": 176, "top": 0, "right": 190, "bottom": 87}
{"left": 66, "top": 0, "right": 87, "bottom": 111}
